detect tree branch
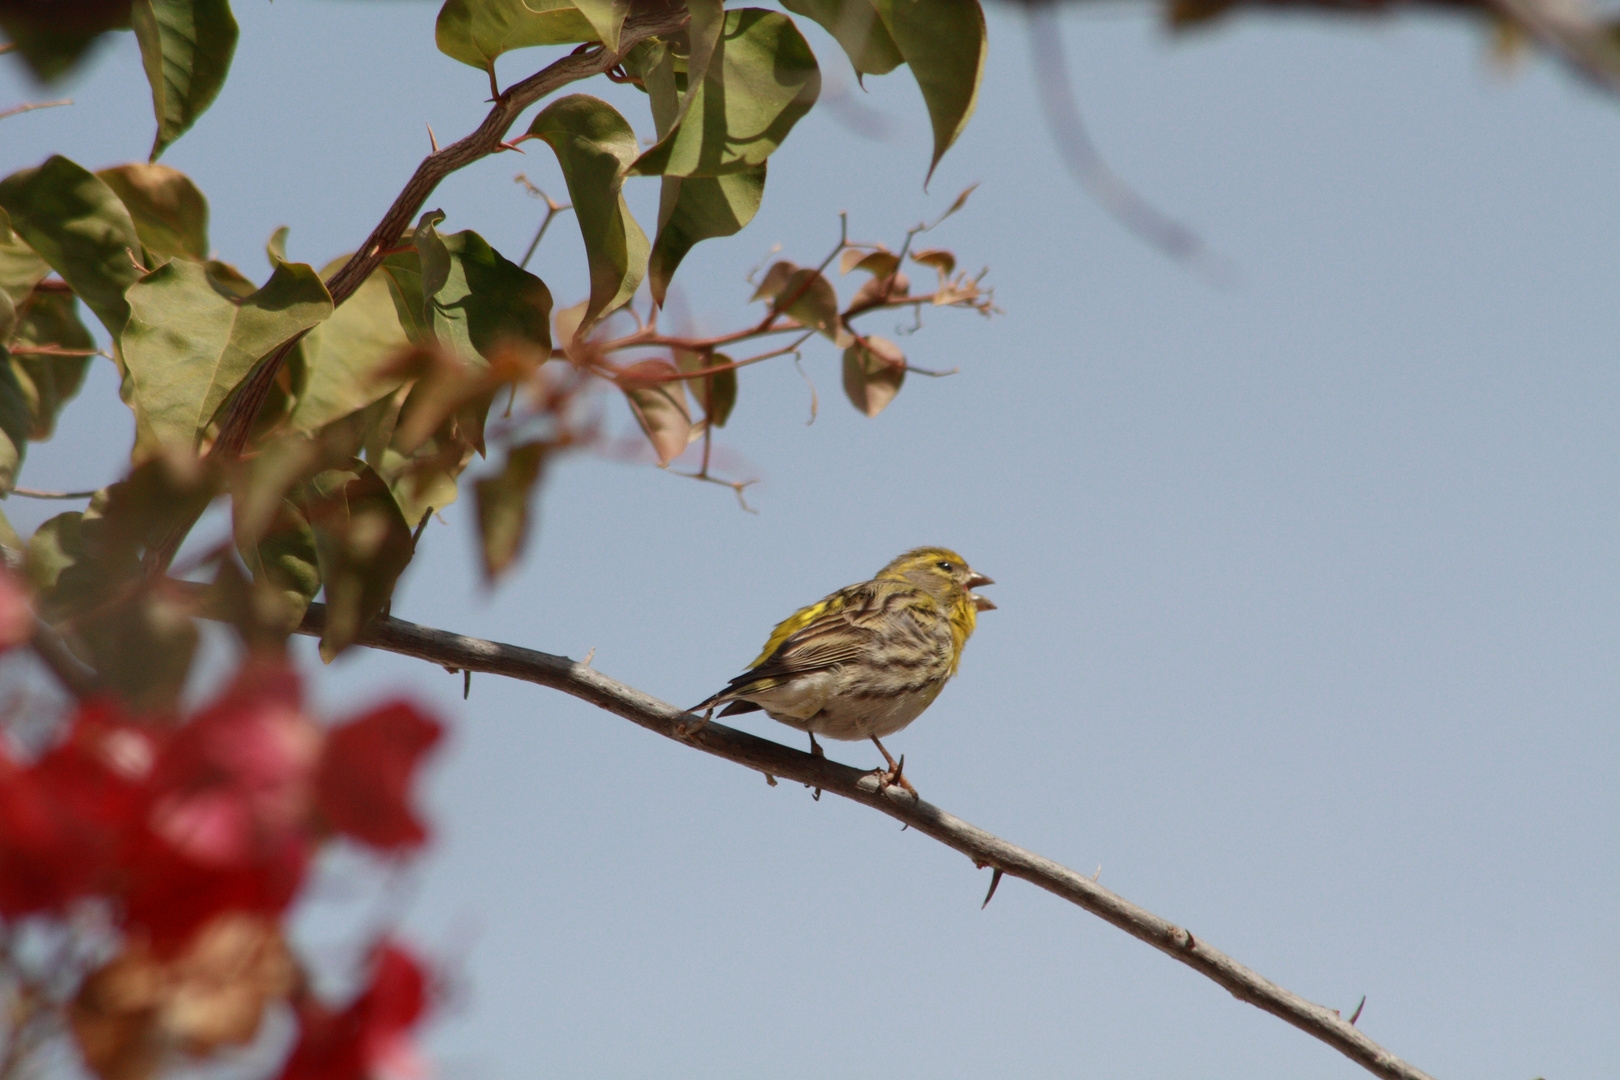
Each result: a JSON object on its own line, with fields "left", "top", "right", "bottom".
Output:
{"left": 284, "top": 599, "right": 1439, "bottom": 1080}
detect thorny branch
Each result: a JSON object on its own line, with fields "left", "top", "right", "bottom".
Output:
{"left": 258, "top": 598, "right": 1439, "bottom": 1080}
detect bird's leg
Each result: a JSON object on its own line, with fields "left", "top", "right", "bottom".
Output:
{"left": 800, "top": 733, "right": 826, "bottom": 800}
{"left": 869, "top": 736, "right": 917, "bottom": 794}
{"left": 679, "top": 706, "right": 714, "bottom": 738}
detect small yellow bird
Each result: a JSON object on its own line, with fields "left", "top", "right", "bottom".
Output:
{"left": 692, "top": 547, "right": 995, "bottom": 791}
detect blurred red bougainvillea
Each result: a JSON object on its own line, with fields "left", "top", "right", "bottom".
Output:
{"left": 0, "top": 660, "right": 443, "bottom": 1080}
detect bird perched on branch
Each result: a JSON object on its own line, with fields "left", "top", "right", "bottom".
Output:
{"left": 689, "top": 547, "right": 995, "bottom": 793}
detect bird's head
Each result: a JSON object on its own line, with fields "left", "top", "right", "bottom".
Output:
{"left": 877, "top": 547, "right": 996, "bottom": 613}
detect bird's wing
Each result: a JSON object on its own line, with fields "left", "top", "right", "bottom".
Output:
{"left": 722, "top": 581, "right": 901, "bottom": 692}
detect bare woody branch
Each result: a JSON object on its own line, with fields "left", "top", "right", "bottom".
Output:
{"left": 278, "top": 599, "right": 1439, "bottom": 1080}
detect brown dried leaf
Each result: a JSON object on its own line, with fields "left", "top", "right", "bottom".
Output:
{"left": 619, "top": 360, "right": 691, "bottom": 465}
{"left": 910, "top": 248, "right": 956, "bottom": 278}
{"left": 842, "top": 335, "right": 905, "bottom": 417}
{"left": 842, "top": 249, "right": 900, "bottom": 280}
{"left": 71, "top": 915, "right": 296, "bottom": 1080}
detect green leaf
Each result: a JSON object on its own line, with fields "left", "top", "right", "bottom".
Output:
{"left": 648, "top": 166, "right": 766, "bottom": 306}
{"left": 11, "top": 289, "right": 95, "bottom": 441}
{"left": 842, "top": 334, "right": 904, "bottom": 416}
{"left": 526, "top": 95, "right": 648, "bottom": 332}
{"left": 572, "top": 0, "right": 627, "bottom": 50}
{"left": 205, "top": 258, "right": 256, "bottom": 297}
{"left": 26, "top": 511, "right": 87, "bottom": 597}
{"left": 0, "top": 6, "right": 131, "bottom": 83}
{"left": 0, "top": 355, "right": 30, "bottom": 492}
{"left": 301, "top": 459, "right": 415, "bottom": 661}
{"left": 870, "top": 0, "right": 986, "bottom": 182}
{"left": 619, "top": 360, "right": 690, "bottom": 465}
{"left": 675, "top": 347, "right": 737, "bottom": 428}
{"left": 432, "top": 225, "right": 554, "bottom": 366}
{"left": 28, "top": 459, "right": 214, "bottom": 711}
{"left": 474, "top": 440, "right": 549, "bottom": 581}
{"left": 122, "top": 257, "right": 333, "bottom": 453}
{"left": 0, "top": 505, "right": 20, "bottom": 559}
{"left": 781, "top": 0, "right": 902, "bottom": 77}
{"left": 630, "top": 8, "right": 820, "bottom": 179}
{"left": 131, "top": 0, "right": 240, "bottom": 161}
{"left": 435, "top": 0, "right": 595, "bottom": 74}
{"left": 235, "top": 496, "right": 321, "bottom": 630}
{"left": 382, "top": 215, "right": 552, "bottom": 370}
{"left": 0, "top": 156, "right": 144, "bottom": 339}
{"left": 95, "top": 163, "right": 211, "bottom": 262}
{"left": 0, "top": 224, "right": 50, "bottom": 309}
{"left": 291, "top": 257, "right": 413, "bottom": 433}
{"left": 753, "top": 261, "right": 845, "bottom": 344}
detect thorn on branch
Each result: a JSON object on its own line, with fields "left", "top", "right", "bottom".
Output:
{"left": 426, "top": 122, "right": 439, "bottom": 152}
{"left": 1348, "top": 996, "right": 1366, "bottom": 1026}
{"left": 981, "top": 868, "right": 1004, "bottom": 909}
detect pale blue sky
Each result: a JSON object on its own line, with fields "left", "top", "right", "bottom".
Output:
{"left": 2, "top": 2, "right": 1617, "bottom": 1077}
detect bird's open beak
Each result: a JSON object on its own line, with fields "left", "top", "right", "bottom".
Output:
{"left": 965, "top": 568, "right": 995, "bottom": 610}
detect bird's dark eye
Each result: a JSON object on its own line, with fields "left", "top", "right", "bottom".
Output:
{"left": 937, "top": 560, "right": 953, "bottom": 571}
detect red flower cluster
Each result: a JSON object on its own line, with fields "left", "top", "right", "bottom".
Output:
{"left": 0, "top": 661, "right": 443, "bottom": 1080}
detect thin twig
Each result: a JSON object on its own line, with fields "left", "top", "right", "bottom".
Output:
{"left": 514, "top": 176, "right": 573, "bottom": 270}
{"left": 5, "top": 346, "right": 102, "bottom": 358}
{"left": 245, "top": 596, "right": 1437, "bottom": 1080}
{"left": 0, "top": 99, "right": 71, "bottom": 122}
{"left": 9, "top": 488, "right": 98, "bottom": 500}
